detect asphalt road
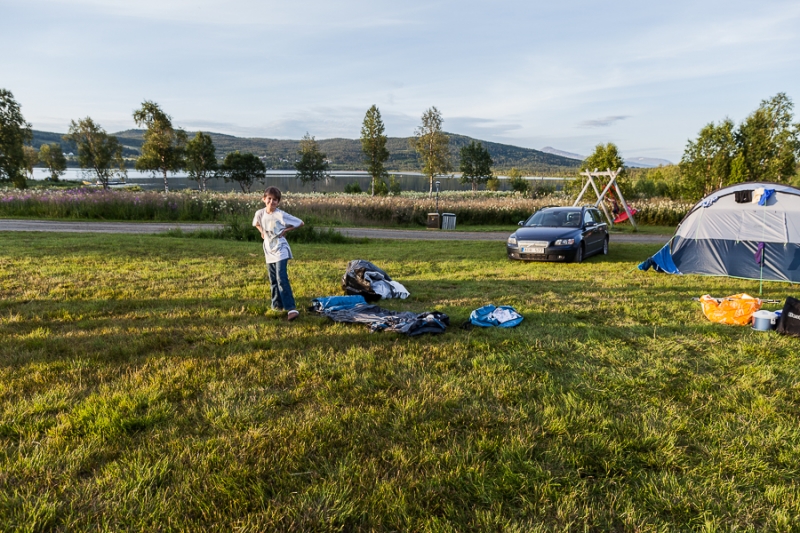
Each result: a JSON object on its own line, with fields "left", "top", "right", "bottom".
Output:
{"left": 0, "top": 219, "right": 670, "bottom": 243}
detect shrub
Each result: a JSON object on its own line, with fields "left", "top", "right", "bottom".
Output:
{"left": 388, "top": 175, "right": 402, "bottom": 196}
{"left": 373, "top": 178, "right": 389, "bottom": 196}
{"left": 528, "top": 180, "right": 556, "bottom": 198}
{"left": 285, "top": 224, "right": 354, "bottom": 244}
{"left": 344, "top": 182, "right": 362, "bottom": 194}
{"left": 509, "top": 175, "right": 528, "bottom": 194}
{"left": 164, "top": 219, "right": 356, "bottom": 244}
{"left": 221, "top": 216, "right": 262, "bottom": 241}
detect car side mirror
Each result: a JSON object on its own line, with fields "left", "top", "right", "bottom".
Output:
{"left": 585, "top": 221, "right": 596, "bottom": 228}
{"left": 518, "top": 221, "right": 524, "bottom": 226}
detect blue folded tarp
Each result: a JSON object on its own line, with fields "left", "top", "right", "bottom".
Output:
{"left": 311, "top": 295, "right": 449, "bottom": 336}
{"left": 311, "top": 295, "right": 366, "bottom": 313}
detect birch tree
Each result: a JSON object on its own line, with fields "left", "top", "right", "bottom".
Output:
{"left": 360, "top": 105, "right": 389, "bottom": 196}
{"left": 64, "top": 117, "right": 126, "bottom": 189}
{"left": 412, "top": 107, "right": 451, "bottom": 196}
{"left": 295, "top": 133, "right": 329, "bottom": 192}
{"left": 459, "top": 141, "right": 493, "bottom": 191}
{"left": 185, "top": 132, "right": 217, "bottom": 191}
{"left": 133, "top": 101, "right": 187, "bottom": 193}
{"left": 38, "top": 143, "right": 67, "bottom": 181}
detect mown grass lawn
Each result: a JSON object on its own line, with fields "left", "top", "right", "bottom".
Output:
{"left": 1, "top": 232, "right": 799, "bottom": 532}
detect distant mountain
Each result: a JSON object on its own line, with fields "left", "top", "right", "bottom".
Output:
{"left": 540, "top": 146, "right": 584, "bottom": 160}
{"left": 540, "top": 146, "right": 673, "bottom": 168}
{"left": 447, "top": 134, "right": 579, "bottom": 173}
{"left": 31, "top": 129, "right": 672, "bottom": 172}
{"left": 624, "top": 157, "right": 673, "bottom": 168}
{"left": 30, "top": 130, "right": 139, "bottom": 158}
{"left": 109, "top": 130, "right": 581, "bottom": 173}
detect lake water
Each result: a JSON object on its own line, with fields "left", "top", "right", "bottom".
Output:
{"left": 31, "top": 169, "right": 567, "bottom": 193}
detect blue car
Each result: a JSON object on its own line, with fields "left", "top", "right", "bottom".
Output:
{"left": 506, "top": 206, "right": 609, "bottom": 263}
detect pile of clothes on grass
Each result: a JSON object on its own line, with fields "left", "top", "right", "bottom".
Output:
{"left": 309, "top": 260, "right": 446, "bottom": 336}
{"left": 311, "top": 259, "right": 526, "bottom": 336}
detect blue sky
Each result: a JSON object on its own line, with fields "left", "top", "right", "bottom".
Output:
{"left": 2, "top": 0, "right": 799, "bottom": 162}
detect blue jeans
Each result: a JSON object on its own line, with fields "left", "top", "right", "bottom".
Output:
{"left": 267, "top": 259, "right": 296, "bottom": 311}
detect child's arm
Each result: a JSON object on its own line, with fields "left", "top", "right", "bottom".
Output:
{"left": 255, "top": 222, "right": 266, "bottom": 240}
{"left": 278, "top": 220, "right": 303, "bottom": 238}
{"left": 253, "top": 211, "right": 267, "bottom": 240}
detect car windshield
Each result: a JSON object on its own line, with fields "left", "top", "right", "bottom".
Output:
{"left": 524, "top": 210, "right": 582, "bottom": 228}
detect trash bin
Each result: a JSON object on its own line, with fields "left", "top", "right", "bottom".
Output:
{"left": 441, "top": 213, "right": 456, "bottom": 230}
{"left": 427, "top": 213, "right": 440, "bottom": 229}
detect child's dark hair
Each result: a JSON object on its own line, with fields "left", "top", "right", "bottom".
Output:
{"left": 263, "top": 186, "right": 282, "bottom": 201}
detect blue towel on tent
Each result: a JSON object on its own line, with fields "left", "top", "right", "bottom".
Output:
{"left": 469, "top": 305, "right": 524, "bottom": 328}
{"left": 758, "top": 189, "right": 775, "bottom": 205}
{"left": 638, "top": 242, "right": 681, "bottom": 274}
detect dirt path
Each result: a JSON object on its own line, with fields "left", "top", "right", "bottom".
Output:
{"left": 0, "top": 219, "right": 670, "bottom": 243}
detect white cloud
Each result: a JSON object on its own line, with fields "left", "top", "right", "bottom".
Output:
{"left": 578, "top": 116, "right": 630, "bottom": 128}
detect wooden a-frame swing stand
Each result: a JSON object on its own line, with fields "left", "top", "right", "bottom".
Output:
{"left": 573, "top": 167, "right": 637, "bottom": 230}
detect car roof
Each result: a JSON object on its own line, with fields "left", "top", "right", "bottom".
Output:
{"left": 540, "top": 206, "right": 584, "bottom": 212}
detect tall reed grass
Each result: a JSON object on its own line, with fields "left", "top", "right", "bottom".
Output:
{"left": 0, "top": 187, "right": 692, "bottom": 227}
{"left": 0, "top": 188, "right": 259, "bottom": 221}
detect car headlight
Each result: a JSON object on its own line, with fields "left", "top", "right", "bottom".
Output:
{"left": 507, "top": 235, "right": 517, "bottom": 245}
{"left": 554, "top": 238, "right": 575, "bottom": 246}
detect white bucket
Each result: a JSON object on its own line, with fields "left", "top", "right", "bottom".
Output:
{"left": 752, "top": 310, "right": 777, "bottom": 331}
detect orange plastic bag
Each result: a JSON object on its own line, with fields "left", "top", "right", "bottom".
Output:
{"left": 700, "top": 294, "right": 762, "bottom": 326}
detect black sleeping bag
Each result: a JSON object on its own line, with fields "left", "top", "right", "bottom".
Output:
{"left": 341, "top": 259, "right": 392, "bottom": 301}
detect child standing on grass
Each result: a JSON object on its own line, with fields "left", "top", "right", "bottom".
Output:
{"left": 253, "top": 186, "right": 304, "bottom": 321}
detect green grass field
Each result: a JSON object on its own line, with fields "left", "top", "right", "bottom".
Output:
{"left": 1, "top": 232, "right": 799, "bottom": 531}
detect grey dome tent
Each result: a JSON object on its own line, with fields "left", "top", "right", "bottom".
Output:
{"left": 639, "top": 182, "right": 800, "bottom": 283}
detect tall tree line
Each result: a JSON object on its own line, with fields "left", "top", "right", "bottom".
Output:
{"left": 680, "top": 93, "right": 800, "bottom": 199}
{"left": 2, "top": 93, "right": 502, "bottom": 193}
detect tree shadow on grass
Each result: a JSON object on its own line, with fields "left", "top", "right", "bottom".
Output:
{"left": 3, "top": 289, "right": 798, "bottom": 530}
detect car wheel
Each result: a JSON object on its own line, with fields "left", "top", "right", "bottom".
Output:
{"left": 573, "top": 244, "right": 583, "bottom": 263}
{"left": 602, "top": 237, "right": 609, "bottom": 255}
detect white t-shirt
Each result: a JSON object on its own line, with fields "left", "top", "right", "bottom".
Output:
{"left": 252, "top": 208, "right": 303, "bottom": 263}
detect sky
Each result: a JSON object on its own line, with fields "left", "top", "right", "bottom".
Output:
{"left": 2, "top": 0, "right": 799, "bottom": 163}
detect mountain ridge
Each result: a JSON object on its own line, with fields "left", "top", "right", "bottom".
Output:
{"left": 540, "top": 146, "right": 672, "bottom": 168}
{"left": 32, "top": 129, "right": 674, "bottom": 173}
